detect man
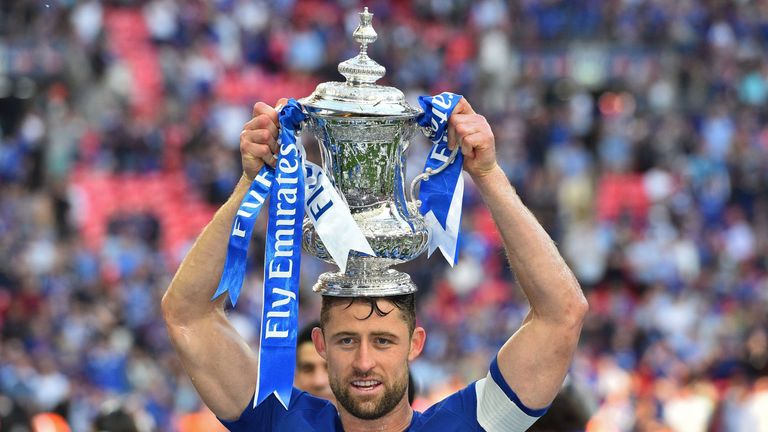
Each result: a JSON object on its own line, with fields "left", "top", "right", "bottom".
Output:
{"left": 162, "top": 98, "right": 588, "bottom": 431}
{"left": 295, "top": 321, "right": 335, "bottom": 403}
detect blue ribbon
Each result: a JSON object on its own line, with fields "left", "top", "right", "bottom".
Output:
{"left": 212, "top": 166, "right": 274, "bottom": 306}
{"left": 214, "top": 99, "right": 306, "bottom": 410}
{"left": 255, "top": 100, "right": 306, "bottom": 408}
{"left": 416, "top": 92, "right": 464, "bottom": 265}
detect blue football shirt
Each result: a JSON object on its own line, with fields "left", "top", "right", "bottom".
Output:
{"left": 220, "top": 357, "right": 548, "bottom": 431}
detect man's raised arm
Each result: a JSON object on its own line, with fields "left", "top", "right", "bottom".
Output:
{"left": 449, "top": 99, "right": 588, "bottom": 411}
{"left": 162, "top": 101, "right": 283, "bottom": 420}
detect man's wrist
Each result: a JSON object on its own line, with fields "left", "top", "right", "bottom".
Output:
{"left": 231, "top": 172, "right": 254, "bottom": 198}
{"left": 470, "top": 163, "right": 504, "bottom": 187}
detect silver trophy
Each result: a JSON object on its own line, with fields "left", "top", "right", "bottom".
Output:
{"left": 299, "top": 8, "right": 458, "bottom": 297}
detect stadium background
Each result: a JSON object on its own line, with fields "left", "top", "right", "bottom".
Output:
{"left": 1, "top": 0, "right": 768, "bottom": 430}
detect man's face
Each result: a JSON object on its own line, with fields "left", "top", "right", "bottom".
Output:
{"left": 313, "top": 300, "right": 425, "bottom": 420}
{"left": 294, "top": 341, "right": 335, "bottom": 403}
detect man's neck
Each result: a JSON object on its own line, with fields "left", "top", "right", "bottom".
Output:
{"left": 338, "top": 399, "right": 413, "bottom": 432}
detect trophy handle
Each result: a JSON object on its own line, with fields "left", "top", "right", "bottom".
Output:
{"left": 408, "top": 131, "right": 461, "bottom": 208}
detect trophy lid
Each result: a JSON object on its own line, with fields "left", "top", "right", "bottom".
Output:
{"left": 299, "top": 8, "right": 420, "bottom": 118}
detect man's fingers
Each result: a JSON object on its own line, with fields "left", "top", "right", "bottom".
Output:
{"left": 448, "top": 113, "right": 475, "bottom": 149}
{"left": 243, "top": 115, "right": 279, "bottom": 138}
{"left": 242, "top": 140, "right": 276, "bottom": 166}
{"left": 241, "top": 129, "right": 276, "bottom": 147}
{"left": 461, "top": 132, "right": 493, "bottom": 158}
{"left": 252, "top": 102, "right": 279, "bottom": 125}
{"left": 453, "top": 98, "right": 476, "bottom": 115}
{"left": 447, "top": 122, "right": 457, "bottom": 150}
{"left": 460, "top": 134, "right": 474, "bottom": 157}
{"left": 449, "top": 113, "right": 487, "bottom": 150}
{"left": 241, "top": 129, "right": 278, "bottom": 155}
{"left": 449, "top": 113, "right": 479, "bottom": 129}
{"left": 243, "top": 99, "right": 291, "bottom": 174}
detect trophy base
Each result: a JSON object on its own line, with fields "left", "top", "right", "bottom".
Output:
{"left": 312, "top": 268, "right": 417, "bottom": 297}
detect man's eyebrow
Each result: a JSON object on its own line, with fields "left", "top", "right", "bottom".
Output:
{"left": 329, "top": 331, "right": 400, "bottom": 340}
{"left": 329, "top": 331, "right": 359, "bottom": 339}
{"left": 370, "top": 331, "right": 400, "bottom": 340}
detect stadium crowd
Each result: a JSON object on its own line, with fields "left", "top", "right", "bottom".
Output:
{"left": 1, "top": 0, "right": 768, "bottom": 430}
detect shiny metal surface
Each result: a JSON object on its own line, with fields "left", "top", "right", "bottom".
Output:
{"left": 303, "top": 199, "right": 429, "bottom": 266}
{"left": 298, "top": 7, "right": 418, "bottom": 117}
{"left": 299, "top": 83, "right": 419, "bottom": 117}
{"left": 298, "top": 8, "right": 452, "bottom": 297}
{"left": 337, "top": 7, "right": 384, "bottom": 85}
{"left": 305, "top": 115, "right": 414, "bottom": 208}
{"left": 301, "top": 114, "right": 430, "bottom": 297}
{"left": 312, "top": 269, "right": 417, "bottom": 297}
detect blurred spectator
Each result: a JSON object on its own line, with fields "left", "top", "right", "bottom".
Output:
{"left": 528, "top": 378, "right": 592, "bottom": 432}
{"left": 91, "top": 403, "right": 137, "bottom": 432}
{"left": 294, "top": 320, "right": 334, "bottom": 403}
{"left": 0, "top": 395, "right": 32, "bottom": 432}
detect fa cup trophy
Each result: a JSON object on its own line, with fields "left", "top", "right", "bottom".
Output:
{"left": 297, "top": 8, "right": 460, "bottom": 297}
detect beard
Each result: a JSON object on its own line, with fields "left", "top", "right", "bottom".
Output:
{"left": 330, "top": 368, "right": 409, "bottom": 420}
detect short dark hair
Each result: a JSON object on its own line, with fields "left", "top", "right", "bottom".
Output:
{"left": 320, "top": 294, "right": 416, "bottom": 335}
{"left": 298, "top": 320, "right": 320, "bottom": 346}
{"left": 92, "top": 406, "right": 138, "bottom": 432}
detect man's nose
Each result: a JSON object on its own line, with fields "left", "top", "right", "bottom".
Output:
{"left": 352, "top": 342, "right": 376, "bottom": 373}
{"left": 312, "top": 367, "right": 329, "bottom": 388}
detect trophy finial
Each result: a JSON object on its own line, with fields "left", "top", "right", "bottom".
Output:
{"left": 338, "top": 7, "right": 385, "bottom": 85}
{"left": 353, "top": 7, "right": 377, "bottom": 56}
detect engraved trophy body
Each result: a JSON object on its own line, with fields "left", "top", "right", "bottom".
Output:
{"left": 299, "top": 8, "right": 458, "bottom": 297}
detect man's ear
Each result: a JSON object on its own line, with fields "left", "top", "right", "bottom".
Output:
{"left": 408, "top": 327, "right": 426, "bottom": 361}
{"left": 312, "top": 327, "right": 327, "bottom": 360}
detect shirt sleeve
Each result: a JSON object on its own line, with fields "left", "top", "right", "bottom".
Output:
{"left": 474, "top": 356, "right": 550, "bottom": 432}
{"left": 218, "top": 391, "right": 282, "bottom": 432}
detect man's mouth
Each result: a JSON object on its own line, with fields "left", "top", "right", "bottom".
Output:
{"left": 351, "top": 380, "right": 382, "bottom": 391}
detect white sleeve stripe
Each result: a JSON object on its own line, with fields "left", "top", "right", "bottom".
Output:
{"left": 475, "top": 375, "right": 541, "bottom": 432}
{"left": 489, "top": 356, "right": 549, "bottom": 417}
